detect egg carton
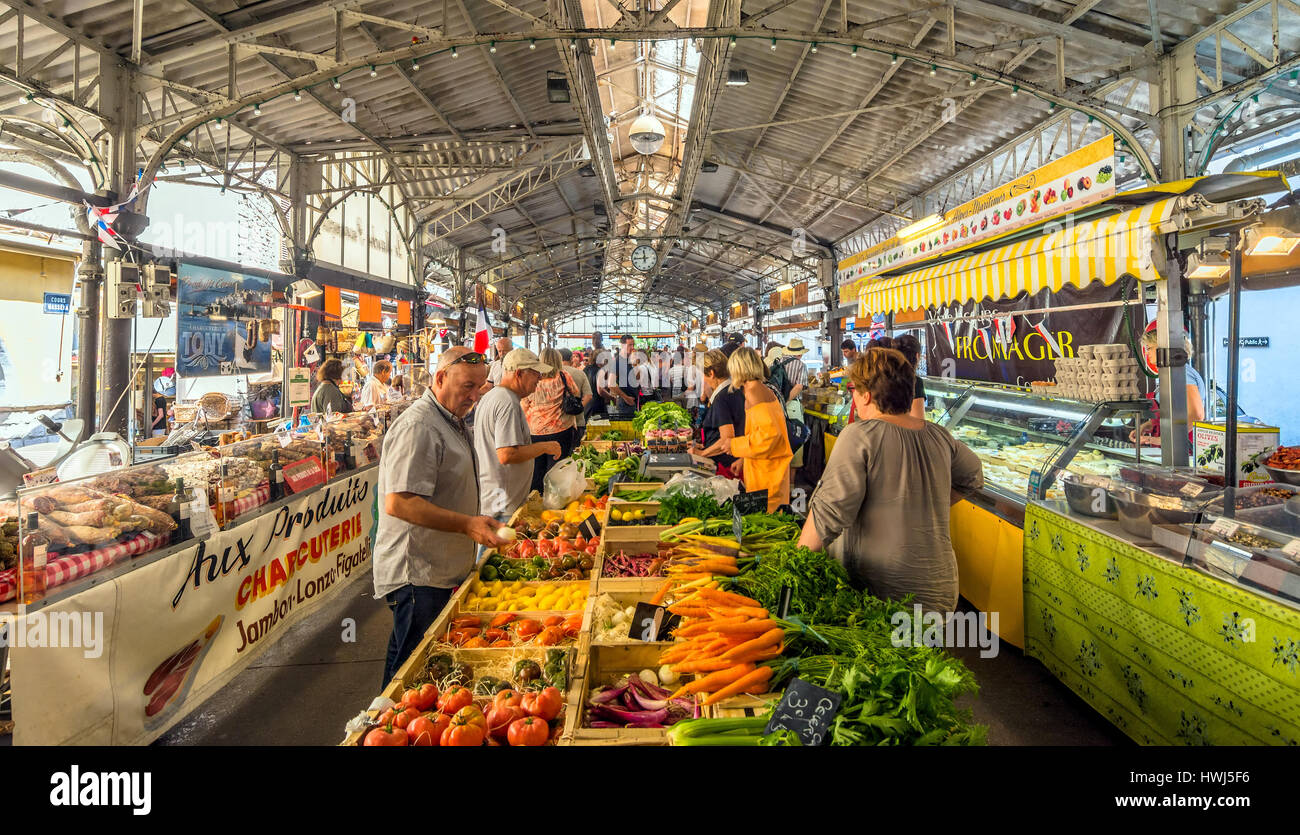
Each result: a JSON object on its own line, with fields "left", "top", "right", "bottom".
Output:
{"left": 1088, "top": 343, "right": 1130, "bottom": 361}
{"left": 1102, "top": 357, "right": 1138, "bottom": 371}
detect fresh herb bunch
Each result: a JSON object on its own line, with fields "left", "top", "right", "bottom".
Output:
{"left": 657, "top": 492, "right": 733, "bottom": 525}
{"left": 731, "top": 543, "right": 860, "bottom": 624}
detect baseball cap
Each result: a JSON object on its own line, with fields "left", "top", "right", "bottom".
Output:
{"left": 503, "top": 348, "right": 553, "bottom": 375}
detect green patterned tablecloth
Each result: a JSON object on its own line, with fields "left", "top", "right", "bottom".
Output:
{"left": 1024, "top": 502, "right": 1300, "bottom": 746}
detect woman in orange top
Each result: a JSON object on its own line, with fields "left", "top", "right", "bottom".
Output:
{"left": 712, "top": 346, "right": 792, "bottom": 511}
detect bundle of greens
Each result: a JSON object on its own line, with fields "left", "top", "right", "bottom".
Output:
{"left": 729, "top": 543, "right": 861, "bottom": 624}
{"left": 632, "top": 402, "right": 691, "bottom": 433}
{"left": 570, "top": 444, "right": 614, "bottom": 476}
{"left": 656, "top": 492, "right": 733, "bottom": 525}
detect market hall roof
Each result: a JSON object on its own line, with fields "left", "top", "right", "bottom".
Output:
{"left": 2, "top": 0, "right": 1300, "bottom": 324}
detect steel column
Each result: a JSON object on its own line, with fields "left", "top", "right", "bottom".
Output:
{"left": 98, "top": 61, "right": 137, "bottom": 437}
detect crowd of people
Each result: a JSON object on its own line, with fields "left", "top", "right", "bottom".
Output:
{"left": 370, "top": 332, "right": 985, "bottom": 685}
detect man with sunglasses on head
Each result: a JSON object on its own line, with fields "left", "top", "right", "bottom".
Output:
{"left": 373, "top": 346, "right": 509, "bottom": 686}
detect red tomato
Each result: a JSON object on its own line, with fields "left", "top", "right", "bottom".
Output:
{"left": 513, "top": 619, "right": 543, "bottom": 640}
{"left": 462, "top": 636, "right": 491, "bottom": 648}
{"left": 437, "top": 684, "right": 474, "bottom": 715}
{"left": 574, "top": 534, "right": 587, "bottom": 549}
{"left": 507, "top": 715, "right": 550, "bottom": 746}
{"left": 490, "top": 638, "right": 512, "bottom": 647}
{"left": 363, "top": 718, "right": 409, "bottom": 746}
{"left": 378, "top": 705, "right": 422, "bottom": 730}
{"left": 402, "top": 682, "right": 439, "bottom": 712}
{"left": 494, "top": 689, "right": 524, "bottom": 709}
{"left": 538, "top": 540, "right": 557, "bottom": 557}
{"left": 542, "top": 615, "right": 565, "bottom": 627}
{"left": 535, "top": 626, "right": 564, "bottom": 646}
{"left": 585, "top": 542, "right": 598, "bottom": 555}
{"left": 407, "top": 712, "right": 450, "bottom": 746}
{"left": 484, "top": 627, "right": 508, "bottom": 641}
{"left": 486, "top": 703, "right": 524, "bottom": 740}
{"left": 440, "top": 713, "right": 486, "bottom": 746}
{"left": 556, "top": 540, "right": 576, "bottom": 555}
{"left": 522, "top": 686, "right": 563, "bottom": 721}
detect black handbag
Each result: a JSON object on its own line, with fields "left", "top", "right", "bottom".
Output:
{"left": 560, "top": 373, "right": 585, "bottom": 416}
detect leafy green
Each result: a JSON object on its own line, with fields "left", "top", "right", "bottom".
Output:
{"left": 657, "top": 492, "right": 733, "bottom": 525}
{"left": 632, "top": 402, "right": 691, "bottom": 433}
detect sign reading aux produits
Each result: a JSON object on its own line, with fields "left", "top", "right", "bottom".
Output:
{"left": 837, "top": 136, "right": 1116, "bottom": 305}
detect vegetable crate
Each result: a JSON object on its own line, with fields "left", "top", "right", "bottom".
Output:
{"left": 583, "top": 588, "right": 664, "bottom": 643}
{"left": 577, "top": 440, "right": 613, "bottom": 454}
{"left": 602, "top": 501, "right": 671, "bottom": 542}
{"left": 705, "top": 693, "right": 777, "bottom": 721}
{"left": 593, "top": 538, "right": 668, "bottom": 594}
{"left": 565, "top": 643, "right": 683, "bottom": 746}
{"left": 609, "top": 482, "right": 665, "bottom": 501}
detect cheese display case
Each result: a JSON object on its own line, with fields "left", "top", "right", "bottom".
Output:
{"left": 935, "top": 382, "right": 1155, "bottom": 520}
{"left": 922, "top": 378, "right": 974, "bottom": 424}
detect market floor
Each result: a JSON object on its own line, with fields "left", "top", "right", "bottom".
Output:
{"left": 155, "top": 572, "right": 1130, "bottom": 746}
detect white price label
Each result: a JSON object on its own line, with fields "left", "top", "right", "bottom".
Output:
{"left": 1180, "top": 482, "right": 1205, "bottom": 497}
{"left": 276, "top": 429, "right": 292, "bottom": 448}
{"left": 187, "top": 487, "right": 217, "bottom": 539}
{"left": 1210, "top": 518, "right": 1241, "bottom": 538}
{"left": 1282, "top": 539, "right": 1300, "bottom": 558}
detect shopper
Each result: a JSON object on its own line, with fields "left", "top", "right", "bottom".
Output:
{"left": 373, "top": 346, "right": 508, "bottom": 686}
{"left": 562, "top": 348, "right": 595, "bottom": 437}
{"left": 893, "top": 333, "right": 927, "bottom": 420}
{"left": 797, "top": 348, "right": 983, "bottom": 613}
{"left": 474, "top": 348, "right": 563, "bottom": 519}
{"left": 583, "top": 348, "right": 609, "bottom": 420}
{"left": 710, "top": 347, "right": 792, "bottom": 511}
{"left": 359, "top": 359, "right": 393, "bottom": 409}
{"left": 524, "top": 347, "right": 586, "bottom": 492}
{"left": 479, "top": 336, "right": 514, "bottom": 394}
{"left": 780, "top": 338, "right": 810, "bottom": 401}
{"left": 311, "top": 358, "right": 353, "bottom": 414}
{"left": 694, "top": 349, "right": 747, "bottom": 478}
{"left": 840, "top": 339, "right": 859, "bottom": 365}
{"left": 605, "top": 334, "right": 641, "bottom": 413}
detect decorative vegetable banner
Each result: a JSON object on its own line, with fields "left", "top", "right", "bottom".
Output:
{"left": 838, "top": 136, "right": 1116, "bottom": 306}
{"left": 177, "top": 262, "right": 274, "bottom": 377}
{"left": 922, "top": 281, "right": 1132, "bottom": 385}
{"left": 10, "top": 468, "right": 378, "bottom": 745}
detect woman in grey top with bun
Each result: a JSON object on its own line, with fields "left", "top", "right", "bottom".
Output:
{"left": 798, "top": 348, "right": 983, "bottom": 613}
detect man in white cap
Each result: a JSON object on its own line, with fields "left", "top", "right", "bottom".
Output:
{"left": 473, "top": 348, "right": 563, "bottom": 521}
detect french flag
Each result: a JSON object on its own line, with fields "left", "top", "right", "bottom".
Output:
{"left": 473, "top": 299, "right": 491, "bottom": 354}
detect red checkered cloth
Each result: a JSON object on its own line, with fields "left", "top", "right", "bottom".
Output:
{"left": 0, "top": 530, "right": 171, "bottom": 602}
{"left": 225, "top": 482, "right": 270, "bottom": 524}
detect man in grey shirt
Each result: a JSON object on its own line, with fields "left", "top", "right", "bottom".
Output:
{"left": 474, "top": 348, "right": 563, "bottom": 520}
{"left": 372, "top": 346, "right": 508, "bottom": 685}
{"left": 479, "top": 335, "right": 513, "bottom": 394}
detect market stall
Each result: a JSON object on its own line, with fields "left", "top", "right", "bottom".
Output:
{"left": 836, "top": 153, "right": 1286, "bottom": 647}
{"left": 3, "top": 397, "right": 411, "bottom": 745}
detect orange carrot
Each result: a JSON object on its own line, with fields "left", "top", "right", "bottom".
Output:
{"left": 722, "top": 643, "right": 784, "bottom": 665}
{"left": 712, "top": 606, "right": 770, "bottom": 619}
{"left": 666, "top": 663, "right": 755, "bottom": 700}
{"left": 703, "top": 665, "right": 774, "bottom": 705}
{"left": 709, "top": 619, "right": 779, "bottom": 635}
{"left": 721, "top": 627, "right": 785, "bottom": 660}
{"left": 671, "top": 657, "right": 737, "bottom": 674}
{"left": 676, "top": 618, "right": 744, "bottom": 636}
{"left": 649, "top": 578, "right": 675, "bottom": 606}
{"left": 695, "top": 588, "right": 762, "bottom": 607}
{"left": 666, "top": 604, "right": 713, "bottom": 618}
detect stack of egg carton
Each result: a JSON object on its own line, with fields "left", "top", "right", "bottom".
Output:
{"left": 1053, "top": 344, "right": 1141, "bottom": 401}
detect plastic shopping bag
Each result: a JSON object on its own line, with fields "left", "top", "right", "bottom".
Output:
{"left": 543, "top": 458, "right": 588, "bottom": 510}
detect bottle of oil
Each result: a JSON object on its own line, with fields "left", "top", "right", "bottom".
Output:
{"left": 215, "top": 460, "right": 235, "bottom": 527}
{"left": 20, "top": 512, "right": 48, "bottom": 605}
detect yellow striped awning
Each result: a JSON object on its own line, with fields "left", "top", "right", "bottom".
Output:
{"left": 858, "top": 197, "right": 1180, "bottom": 317}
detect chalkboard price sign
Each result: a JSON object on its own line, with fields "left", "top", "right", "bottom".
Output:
{"left": 579, "top": 513, "right": 602, "bottom": 539}
{"left": 605, "top": 472, "right": 623, "bottom": 497}
{"left": 764, "top": 677, "right": 842, "bottom": 746}
{"left": 732, "top": 489, "right": 769, "bottom": 541}
{"left": 628, "top": 601, "right": 680, "bottom": 642}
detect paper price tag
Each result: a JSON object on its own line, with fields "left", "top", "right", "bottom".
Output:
{"left": 1209, "top": 518, "right": 1241, "bottom": 538}
{"left": 1180, "top": 482, "right": 1205, "bottom": 497}
{"left": 186, "top": 487, "right": 217, "bottom": 539}
{"left": 1281, "top": 539, "right": 1300, "bottom": 558}
{"left": 276, "top": 429, "right": 292, "bottom": 448}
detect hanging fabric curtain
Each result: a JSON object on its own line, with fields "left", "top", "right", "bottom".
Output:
{"left": 858, "top": 198, "right": 1181, "bottom": 317}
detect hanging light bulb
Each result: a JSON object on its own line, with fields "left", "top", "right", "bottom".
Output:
{"left": 609, "top": 38, "right": 616, "bottom": 50}
{"left": 451, "top": 45, "right": 458, "bottom": 57}
{"left": 489, "top": 41, "right": 497, "bottom": 53}
{"left": 411, "top": 58, "right": 419, "bottom": 70}
{"left": 810, "top": 42, "right": 818, "bottom": 53}
{"left": 529, "top": 38, "right": 536, "bottom": 50}
{"left": 1011, "top": 85, "right": 1019, "bottom": 97}
{"left": 331, "top": 77, "right": 341, "bottom": 89}
{"left": 253, "top": 102, "right": 262, "bottom": 115}
{"left": 770, "top": 38, "right": 777, "bottom": 51}
{"left": 294, "top": 89, "right": 302, "bottom": 100}
{"left": 570, "top": 38, "right": 578, "bottom": 50}
{"left": 369, "top": 64, "right": 377, "bottom": 76}
{"left": 929, "top": 64, "right": 937, "bottom": 75}
{"left": 969, "top": 73, "right": 977, "bottom": 86}
{"left": 58, "top": 119, "right": 70, "bottom": 133}
{"left": 851, "top": 46, "right": 858, "bottom": 57}
{"left": 891, "top": 53, "right": 898, "bottom": 64}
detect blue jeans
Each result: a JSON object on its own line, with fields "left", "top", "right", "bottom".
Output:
{"left": 383, "top": 584, "right": 454, "bottom": 687}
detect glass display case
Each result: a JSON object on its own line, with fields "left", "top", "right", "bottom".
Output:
{"left": 937, "top": 382, "right": 1155, "bottom": 516}
{"left": 922, "top": 378, "right": 974, "bottom": 424}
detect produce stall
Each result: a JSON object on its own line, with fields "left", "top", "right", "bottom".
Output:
{"left": 341, "top": 401, "right": 989, "bottom": 747}
{"left": 3, "top": 398, "right": 413, "bottom": 745}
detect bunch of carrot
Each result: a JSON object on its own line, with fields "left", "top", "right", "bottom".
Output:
{"left": 650, "top": 579, "right": 783, "bottom": 707}
{"left": 660, "top": 540, "right": 743, "bottom": 580}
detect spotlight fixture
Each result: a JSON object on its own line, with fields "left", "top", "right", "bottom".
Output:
{"left": 489, "top": 41, "right": 497, "bottom": 53}
{"left": 851, "top": 46, "right": 858, "bottom": 57}
{"left": 331, "top": 77, "right": 340, "bottom": 89}
{"left": 929, "top": 64, "right": 936, "bottom": 76}
{"left": 411, "top": 58, "right": 419, "bottom": 70}
{"left": 547, "top": 71, "right": 571, "bottom": 104}
{"left": 369, "top": 64, "right": 377, "bottom": 76}
{"left": 969, "top": 74, "right": 977, "bottom": 86}
{"left": 253, "top": 103, "right": 262, "bottom": 115}
{"left": 58, "top": 119, "right": 70, "bottom": 133}
{"left": 529, "top": 38, "right": 536, "bottom": 49}
{"left": 294, "top": 89, "right": 302, "bottom": 100}
{"left": 570, "top": 38, "right": 578, "bottom": 50}
{"left": 1011, "top": 85, "right": 1019, "bottom": 97}
{"left": 891, "top": 53, "right": 898, "bottom": 64}
{"left": 770, "top": 38, "right": 777, "bottom": 50}
{"left": 451, "top": 46, "right": 458, "bottom": 57}
{"left": 810, "top": 42, "right": 818, "bottom": 53}
{"left": 609, "top": 38, "right": 616, "bottom": 50}
{"left": 726, "top": 69, "right": 749, "bottom": 86}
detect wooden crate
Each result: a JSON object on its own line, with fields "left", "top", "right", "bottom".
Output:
{"left": 567, "top": 642, "right": 681, "bottom": 746}
{"left": 609, "top": 481, "right": 664, "bottom": 502}
{"left": 602, "top": 501, "right": 670, "bottom": 542}
{"left": 706, "top": 693, "right": 778, "bottom": 719}
{"left": 592, "top": 541, "right": 668, "bottom": 594}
